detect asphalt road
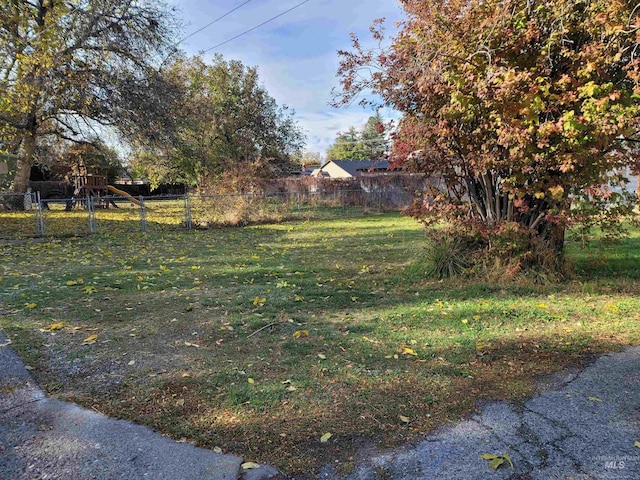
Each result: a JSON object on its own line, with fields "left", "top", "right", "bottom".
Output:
{"left": 318, "top": 347, "right": 640, "bottom": 480}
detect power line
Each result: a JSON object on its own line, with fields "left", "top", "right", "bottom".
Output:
{"left": 203, "top": 0, "right": 313, "bottom": 53}
{"left": 177, "top": 0, "right": 255, "bottom": 45}
{"left": 161, "top": 0, "right": 256, "bottom": 65}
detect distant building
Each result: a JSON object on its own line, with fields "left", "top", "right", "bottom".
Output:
{"left": 314, "top": 160, "right": 390, "bottom": 179}
{"left": 299, "top": 165, "right": 318, "bottom": 176}
{"left": 628, "top": 169, "right": 639, "bottom": 195}
{"left": 114, "top": 173, "right": 149, "bottom": 186}
{"left": 611, "top": 166, "right": 639, "bottom": 196}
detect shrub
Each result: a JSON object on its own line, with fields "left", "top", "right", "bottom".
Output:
{"left": 191, "top": 194, "right": 294, "bottom": 228}
{"left": 413, "top": 222, "right": 566, "bottom": 283}
{"left": 418, "top": 231, "right": 475, "bottom": 279}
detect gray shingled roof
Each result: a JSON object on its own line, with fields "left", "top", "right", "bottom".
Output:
{"left": 327, "top": 160, "right": 389, "bottom": 176}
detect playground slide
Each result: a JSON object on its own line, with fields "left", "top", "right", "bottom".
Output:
{"left": 107, "top": 185, "right": 142, "bottom": 206}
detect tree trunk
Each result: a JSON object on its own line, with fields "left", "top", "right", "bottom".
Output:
{"left": 546, "top": 222, "right": 566, "bottom": 260}
{"left": 11, "top": 127, "right": 37, "bottom": 194}
{"left": 11, "top": 0, "right": 45, "bottom": 195}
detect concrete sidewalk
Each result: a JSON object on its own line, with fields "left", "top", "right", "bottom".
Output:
{"left": 319, "top": 346, "right": 640, "bottom": 479}
{"left": 0, "top": 331, "right": 279, "bottom": 480}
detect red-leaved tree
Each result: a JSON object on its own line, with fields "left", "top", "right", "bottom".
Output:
{"left": 335, "top": 0, "right": 640, "bottom": 263}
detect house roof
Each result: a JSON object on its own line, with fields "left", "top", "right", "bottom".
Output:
{"left": 327, "top": 160, "right": 389, "bottom": 176}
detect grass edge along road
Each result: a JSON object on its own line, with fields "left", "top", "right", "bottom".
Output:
{"left": 1, "top": 212, "right": 639, "bottom": 475}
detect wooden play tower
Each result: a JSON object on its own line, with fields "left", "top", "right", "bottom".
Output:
{"left": 70, "top": 162, "right": 109, "bottom": 206}
{"left": 73, "top": 174, "right": 108, "bottom": 198}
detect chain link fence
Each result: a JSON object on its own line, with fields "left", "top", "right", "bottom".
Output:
{"left": 0, "top": 192, "right": 45, "bottom": 239}
{"left": 0, "top": 188, "right": 418, "bottom": 239}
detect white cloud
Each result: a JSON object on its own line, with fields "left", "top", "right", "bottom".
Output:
{"left": 169, "top": 0, "right": 405, "bottom": 156}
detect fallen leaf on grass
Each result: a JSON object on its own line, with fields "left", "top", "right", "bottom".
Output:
{"left": 184, "top": 341, "right": 200, "bottom": 348}
{"left": 317, "top": 353, "right": 327, "bottom": 360}
{"left": 480, "top": 453, "right": 514, "bottom": 470}
{"left": 127, "top": 360, "right": 135, "bottom": 366}
{"left": 248, "top": 377, "right": 255, "bottom": 384}
{"left": 83, "top": 334, "right": 98, "bottom": 344}
{"left": 399, "top": 415, "right": 410, "bottom": 423}
{"left": 176, "top": 399, "right": 185, "bottom": 407}
{"left": 181, "top": 373, "right": 192, "bottom": 378}
{"left": 25, "top": 303, "right": 37, "bottom": 309}
{"left": 403, "top": 347, "right": 418, "bottom": 356}
{"left": 293, "top": 330, "right": 309, "bottom": 338}
{"left": 241, "top": 462, "right": 260, "bottom": 469}
{"left": 320, "top": 432, "right": 332, "bottom": 443}
{"left": 47, "top": 322, "right": 65, "bottom": 331}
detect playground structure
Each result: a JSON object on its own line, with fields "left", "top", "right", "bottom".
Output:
{"left": 73, "top": 172, "right": 108, "bottom": 201}
{"left": 106, "top": 185, "right": 141, "bottom": 206}
{"left": 69, "top": 168, "right": 141, "bottom": 208}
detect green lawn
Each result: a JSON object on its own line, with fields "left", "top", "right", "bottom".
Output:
{"left": 1, "top": 212, "right": 639, "bottom": 474}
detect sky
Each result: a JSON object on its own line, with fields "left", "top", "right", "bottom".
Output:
{"left": 168, "top": 0, "right": 405, "bottom": 159}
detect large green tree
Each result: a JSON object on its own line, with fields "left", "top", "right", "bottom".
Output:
{"left": 326, "top": 113, "right": 387, "bottom": 160}
{"left": 134, "top": 55, "right": 304, "bottom": 189}
{"left": 361, "top": 113, "right": 388, "bottom": 160}
{"left": 326, "top": 126, "right": 366, "bottom": 160}
{"left": 0, "top": 0, "right": 179, "bottom": 194}
{"left": 335, "top": 0, "right": 640, "bottom": 256}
